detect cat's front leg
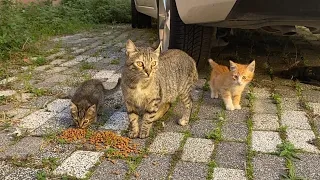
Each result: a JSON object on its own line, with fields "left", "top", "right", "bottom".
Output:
{"left": 179, "top": 94, "right": 192, "bottom": 126}
{"left": 139, "top": 98, "right": 161, "bottom": 138}
{"left": 126, "top": 103, "right": 140, "bottom": 138}
{"left": 221, "top": 90, "right": 234, "bottom": 111}
{"left": 232, "top": 93, "right": 242, "bottom": 110}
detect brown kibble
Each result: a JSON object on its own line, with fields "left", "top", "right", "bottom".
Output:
{"left": 134, "top": 172, "right": 140, "bottom": 178}
{"left": 112, "top": 170, "right": 120, "bottom": 175}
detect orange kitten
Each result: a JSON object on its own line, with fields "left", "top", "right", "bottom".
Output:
{"left": 208, "top": 59, "right": 255, "bottom": 111}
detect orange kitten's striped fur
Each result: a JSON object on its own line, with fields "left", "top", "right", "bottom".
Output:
{"left": 208, "top": 59, "right": 255, "bottom": 111}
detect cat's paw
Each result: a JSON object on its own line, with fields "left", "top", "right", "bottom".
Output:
{"left": 128, "top": 130, "right": 139, "bottom": 138}
{"left": 139, "top": 131, "right": 150, "bottom": 139}
{"left": 234, "top": 105, "right": 242, "bottom": 110}
{"left": 178, "top": 118, "right": 189, "bottom": 126}
{"left": 226, "top": 105, "right": 235, "bottom": 111}
{"left": 211, "top": 93, "right": 219, "bottom": 99}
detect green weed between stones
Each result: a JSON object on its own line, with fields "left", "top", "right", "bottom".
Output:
{"left": 41, "top": 157, "right": 60, "bottom": 170}
{"left": 110, "top": 59, "right": 120, "bottom": 65}
{"left": 80, "top": 62, "right": 95, "bottom": 71}
{"left": 246, "top": 85, "right": 255, "bottom": 180}
{"left": 36, "top": 170, "right": 47, "bottom": 180}
{"left": 271, "top": 92, "right": 283, "bottom": 119}
{"left": 206, "top": 160, "right": 217, "bottom": 180}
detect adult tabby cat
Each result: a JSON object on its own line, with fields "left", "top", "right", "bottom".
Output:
{"left": 121, "top": 40, "right": 198, "bottom": 138}
{"left": 208, "top": 59, "right": 255, "bottom": 111}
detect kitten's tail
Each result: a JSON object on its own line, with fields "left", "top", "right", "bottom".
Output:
{"left": 104, "top": 78, "right": 122, "bottom": 96}
{"left": 208, "top": 59, "right": 219, "bottom": 69}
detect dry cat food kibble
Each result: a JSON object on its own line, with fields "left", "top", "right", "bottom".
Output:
{"left": 59, "top": 128, "right": 140, "bottom": 157}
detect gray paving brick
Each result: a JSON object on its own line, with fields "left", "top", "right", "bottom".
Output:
{"left": 197, "top": 104, "right": 221, "bottom": 120}
{"left": 49, "top": 59, "right": 66, "bottom": 65}
{"left": 53, "top": 150, "right": 103, "bottom": 179}
{"left": 34, "top": 64, "right": 52, "bottom": 71}
{"left": 190, "top": 119, "right": 216, "bottom": 138}
{"left": 309, "top": 102, "right": 320, "bottom": 115}
{"left": 181, "top": 138, "right": 214, "bottom": 163}
{"left": 172, "top": 161, "right": 208, "bottom": 180}
{"left": 253, "top": 154, "right": 286, "bottom": 180}
{"left": 0, "top": 133, "right": 11, "bottom": 150}
{"left": 225, "top": 109, "right": 249, "bottom": 122}
{"left": 93, "top": 70, "right": 115, "bottom": 79}
{"left": 22, "top": 96, "right": 55, "bottom": 109}
{"left": 302, "top": 90, "right": 320, "bottom": 103}
{"left": 163, "top": 102, "right": 191, "bottom": 132}
{"left": 282, "top": 110, "right": 311, "bottom": 130}
{"left": 4, "top": 167, "right": 39, "bottom": 180}
{"left": 215, "top": 142, "right": 247, "bottom": 170}
{"left": 295, "top": 153, "right": 320, "bottom": 180}
{"left": 254, "top": 99, "right": 277, "bottom": 114}
{"left": 213, "top": 167, "right": 246, "bottom": 180}
{"left": 252, "top": 131, "right": 281, "bottom": 153}
{"left": 287, "top": 129, "right": 319, "bottom": 153}
{"left": 0, "top": 77, "right": 17, "bottom": 85}
{"left": 90, "top": 159, "right": 128, "bottom": 180}
{"left": 18, "top": 110, "right": 56, "bottom": 131}
{"left": 5, "top": 108, "right": 32, "bottom": 119}
{"left": 149, "top": 132, "right": 184, "bottom": 154}
{"left": 254, "top": 88, "right": 271, "bottom": 99}
{"left": 282, "top": 97, "right": 301, "bottom": 111}
{"left": 132, "top": 154, "right": 171, "bottom": 180}
{"left": 102, "top": 111, "right": 129, "bottom": 131}
{"left": 222, "top": 121, "right": 248, "bottom": 141}
{"left": 253, "top": 114, "right": 279, "bottom": 130}
{"left": 0, "top": 161, "right": 14, "bottom": 179}
{"left": 0, "top": 90, "right": 16, "bottom": 97}
{"left": 3, "top": 137, "right": 43, "bottom": 159}
{"left": 46, "top": 98, "right": 71, "bottom": 113}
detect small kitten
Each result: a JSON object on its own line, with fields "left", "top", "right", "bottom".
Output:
{"left": 121, "top": 40, "right": 198, "bottom": 138}
{"left": 208, "top": 59, "right": 255, "bottom": 111}
{"left": 71, "top": 78, "right": 121, "bottom": 128}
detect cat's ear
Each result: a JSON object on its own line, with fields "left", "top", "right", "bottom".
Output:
{"left": 154, "top": 43, "right": 161, "bottom": 57}
{"left": 126, "top": 39, "right": 138, "bottom": 57}
{"left": 70, "top": 102, "right": 78, "bottom": 114}
{"left": 85, "top": 104, "right": 96, "bottom": 118}
{"left": 229, "top": 61, "right": 237, "bottom": 72}
{"left": 247, "top": 60, "right": 255, "bottom": 72}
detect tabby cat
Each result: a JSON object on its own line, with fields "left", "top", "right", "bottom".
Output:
{"left": 71, "top": 78, "right": 121, "bottom": 128}
{"left": 208, "top": 59, "right": 255, "bottom": 111}
{"left": 121, "top": 40, "right": 198, "bottom": 138}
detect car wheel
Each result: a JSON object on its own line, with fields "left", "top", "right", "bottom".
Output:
{"left": 158, "top": 0, "right": 214, "bottom": 68}
{"left": 131, "top": 0, "right": 152, "bottom": 29}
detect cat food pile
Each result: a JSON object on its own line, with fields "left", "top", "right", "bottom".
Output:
{"left": 59, "top": 128, "right": 140, "bottom": 157}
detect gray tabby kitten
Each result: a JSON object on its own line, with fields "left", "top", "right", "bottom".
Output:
{"left": 71, "top": 78, "right": 121, "bottom": 128}
{"left": 121, "top": 40, "right": 198, "bottom": 138}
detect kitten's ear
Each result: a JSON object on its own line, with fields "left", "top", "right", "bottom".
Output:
{"left": 85, "top": 104, "right": 96, "bottom": 118}
{"left": 229, "top": 61, "right": 237, "bottom": 72}
{"left": 70, "top": 102, "right": 78, "bottom": 114}
{"left": 154, "top": 43, "right": 161, "bottom": 57}
{"left": 126, "top": 39, "right": 138, "bottom": 57}
{"left": 247, "top": 60, "right": 256, "bottom": 72}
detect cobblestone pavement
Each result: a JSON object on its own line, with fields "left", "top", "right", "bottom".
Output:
{"left": 0, "top": 24, "right": 320, "bottom": 180}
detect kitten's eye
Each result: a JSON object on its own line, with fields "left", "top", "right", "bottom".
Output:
{"left": 151, "top": 61, "right": 157, "bottom": 66}
{"left": 242, "top": 76, "right": 247, "bottom": 80}
{"left": 233, "top": 75, "right": 238, "bottom": 79}
{"left": 136, "top": 61, "right": 143, "bottom": 67}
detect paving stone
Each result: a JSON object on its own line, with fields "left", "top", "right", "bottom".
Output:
{"left": 42, "top": 74, "right": 70, "bottom": 84}
{"left": 49, "top": 59, "right": 66, "bottom": 65}
{"left": 0, "top": 77, "right": 17, "bottom": 85}
{"left": 4, "top": 167, "right": 39, "bottom": 180}
{"left": 295, "top": 153, "right": 320, "bottom": 180}
{"left": 93, "top": 70, "right": 115, "bottom": 79}
{"left": 190, "top": 119, "right": 216, "bottom": 138}
{"left": 252, "top": 131, "right": 281, "bottom": 153}
{"left": 46, "top": 50, "right": 65, "bottom": 60}
{"left": 101, "top": 111, "right": 129, "bottom": 131}
{"left": 18, "top": 110, "right": 56, "bottom": 131}
{"left": 90, "top": 159, "right": 128, "bottom": 180}
{"left": 0, "top": 133, "right": 11, "bottom": 150}
{"left": 85, "top": 56, "right": 103, "bottom": 63}
{"left": 287, "top": 129, "right": 319, "bottom": 153}
{"left": 309, "top": 102, "right": 320, "bottom": 115}
{"left": 215, "top": 142, "right": 247, "bottom": 170}
{"left": 303, "top": 90, "right": 320, "bottom": 103}
{"left": 46, "top": 99, "right": 71, "bottom": 113}
{"left": 34, "top": 64, "right": 52, "bottom": 71}
{"left": 222, "top": 121, "right": 248, "bottom": 141}
{"left": 0, "top": 90, "right": 17, "bottom": 97}
{"left": 254, "top": 88, "right": 271, "bottom": 99}
{"left": 191, "top": 89, "right": 202, "bottom": 102}
{"left": 72, "top": 48, "right": 86, "bottom": 55}
{"left": 3, "top": 137, "right": 43, "bottom": 159}
{"left": 14, "top": 93, "right": 33, "bottom": 103}
{"left": 163, "top": 102, "right": 191, "bottom": 132}
{"left": 213, "top": 167, "right": 246, "bottom": 180}
{"left": 53, "top": 150, "right": 103, "bottom": 179}
{"left": 60, "top": 59, "right": 80, "bottom": 67}
{"left": 254, "top": 99, "right": 277, "bottom": 114}
{"left": 197, "top": 104, "right": 221, "bottom": 120}
{"left": 181, "top": 138, "right": 214, "bottom": 163}
{"left": 149, "top": 132, "right": 184, "bottom": 154}
{"left": 0, "top": 161, "right": 14, "bottom": 178}
{"left": 282, "top": 97, "right": 301, "bottom": 111}
{"left": 132, "top": 154, "right": 171, "bottom": 180}
{"left": 253, "top": 114, "right": 279, "bottom": 130}
{"left": 253, "top": 154, "right": 286, "bottom": 180}
{"left": 22, "top": 95, "right": 54, "bottom": 109}
{"left": 172, "top": 161, "right": 208, "bottom": 180}
{"left": 282, "top": 110, "right": 311, "bottom": 129}
{"left": 46, "top": 66, "right": 68, "bottom": 74}
{"left": 226, "top": 109, "right": 249, "bottom": 122}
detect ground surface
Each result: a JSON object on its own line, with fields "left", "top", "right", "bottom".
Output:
{"left": 0, "top": 24, "right": 320, "bottom": 180}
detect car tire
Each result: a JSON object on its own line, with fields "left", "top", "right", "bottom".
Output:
{"left": 169, "top": 0, "right": 214, "bottom": 68}
{"left": 131, "top": 0, "right": 152, "bottom": 29}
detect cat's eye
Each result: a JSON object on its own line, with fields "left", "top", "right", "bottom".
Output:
{"left": 136, "top": 61, "right": 143, "bottom": 67}
{"left": 151, "top": 61, "right": 157, "bottom": 66}
{"left": 233, "top": 75, "right": 238, "bottom": 79}
{"left": 242, "top": 76, "right": 247, "bottom": 80}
